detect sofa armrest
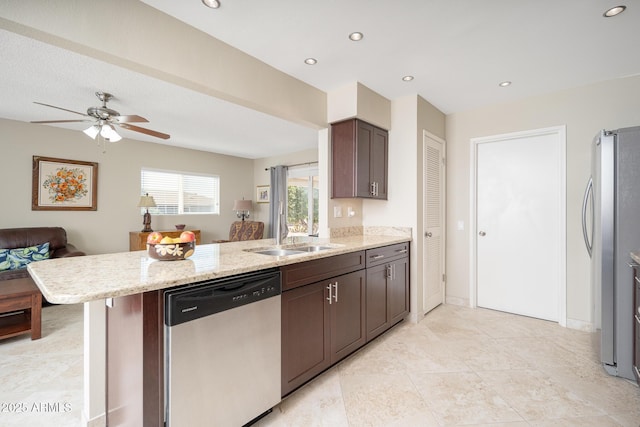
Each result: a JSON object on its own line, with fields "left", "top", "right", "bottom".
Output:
{"left": 53, "top": 243, "right": 85, "bottom": 258}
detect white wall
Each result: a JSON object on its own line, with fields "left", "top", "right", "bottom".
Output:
{"left": 0, "top": 118, "right": 254, "bottom": 252}
{"left": 445, "top": 74, "right": 640, "bottom": 329}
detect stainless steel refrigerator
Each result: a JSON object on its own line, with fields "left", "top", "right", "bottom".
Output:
{"left": 582, "top": 126, "right": 640, "bottom": 381}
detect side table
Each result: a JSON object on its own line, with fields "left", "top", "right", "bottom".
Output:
{"left": 0, "top": 277, "right": 42, "bottom": 340}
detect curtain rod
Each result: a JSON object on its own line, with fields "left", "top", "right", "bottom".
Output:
{"left": 265, "top": 161, "right": 318, "bottom": 171}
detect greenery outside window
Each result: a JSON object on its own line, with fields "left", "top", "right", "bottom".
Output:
{"left": 141, "top": 168, "right": 220, "bottom": 215}
{"left": 287, "top": 165, "right": 318, "bottom": 236}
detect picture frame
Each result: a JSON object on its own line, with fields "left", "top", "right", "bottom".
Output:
{"left": 32, "top": 156, "right": 98, "bottom": 211}
{"left": 256, "top": 185, "right": 270, "bottom": 204}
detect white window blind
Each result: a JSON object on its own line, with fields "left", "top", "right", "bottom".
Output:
{"left": 141, "top": 168, "right": 219, "bottom": 215}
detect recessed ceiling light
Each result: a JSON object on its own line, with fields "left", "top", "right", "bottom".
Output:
{"left": 304, "top": 58, "right": 317, "bottom": 65}
{"left": 402, "top": 75, "right": 414, "bottom": 82}
{"left": 349, "top": 32, "right": 364, "bottom": 41}
{"left": 603, "top": 5, "right": 626, "bottom": 17}
{"left": 499, "top": 81, "right": 512, "bottom": 87}
{"left": 201, "top": 0, "right": 220, "bottom": 8}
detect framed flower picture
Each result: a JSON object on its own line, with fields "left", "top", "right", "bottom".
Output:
{"left": 32, "top": 156, "right": 98, "bottom": 211}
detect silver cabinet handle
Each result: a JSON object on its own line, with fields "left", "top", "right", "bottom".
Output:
{"left": 371, "top": 254, "right": 385, "bottom": 260}
{"left": 326, "top": 283, "right": 333, "bottom": 305}
{"left": 425, "top": 232, "right": 432, "bottom": 237}
{"left": 333, "top": 282, "right": 338, "bottom": 303}
{"left": 479, "top": 231, "right": 486, "bottom": 236}
{"left": 395, "top": 248, "right": 408, "bottom": 254}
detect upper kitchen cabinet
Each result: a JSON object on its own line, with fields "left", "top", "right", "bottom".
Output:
{"left": 331, "top": 118, "right": 388, "bottom": 199}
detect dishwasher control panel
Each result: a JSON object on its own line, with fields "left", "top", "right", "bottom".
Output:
{"left": 164, "top": 269, "right": 281, "bottom": 326}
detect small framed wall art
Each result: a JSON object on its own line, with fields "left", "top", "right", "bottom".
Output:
{"left": 32, "top": 156, "right": 98, "bottom": 211}
{"left": 256, "top": 185, "right": 270, "bottom": 204}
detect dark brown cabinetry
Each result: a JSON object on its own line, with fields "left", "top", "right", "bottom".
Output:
{"left": 281, "top": 252, "right": 366, "bottom": 396}
{"left": 331, "top": 118, "right": 388, "bottom": 199}
{"left": 633, "top": 261, "right": 640, "bottom": 385}
{"left": 365, "top": 243, "right": 410, "bottom": 341}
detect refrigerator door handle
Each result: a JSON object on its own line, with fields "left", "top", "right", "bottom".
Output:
{"left": 582, "top": 177, "right": 593, "bottom": 257}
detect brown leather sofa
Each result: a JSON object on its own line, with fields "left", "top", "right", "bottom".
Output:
{"left": 0, "top": 227, "right": 85, "bottom": 282}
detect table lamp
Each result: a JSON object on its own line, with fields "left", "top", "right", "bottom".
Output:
{"left": 138, "top": 193, "right": 157, "bottom": 232}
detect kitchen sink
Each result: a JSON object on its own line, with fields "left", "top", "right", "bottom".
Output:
{"left": 293, "top": 245, "right": 334, "bottom": 252}
{"left": 246, "top": 244, "right": 340, "bottom": 256}
{"left": 250, "top": 249, "right": 305, "bottom": 256}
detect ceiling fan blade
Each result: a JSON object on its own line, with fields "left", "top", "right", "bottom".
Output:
{"left": 112, "top": 115, "right": 149, "bottom": 123}
{"left": 33, "top": 102, "right": 88, "bottom": 117}
{"left": 118, "top": 123, "right": 170, "bottom": 140}
{"left": 30, "top": 119, "right": 93, "bottom": 124}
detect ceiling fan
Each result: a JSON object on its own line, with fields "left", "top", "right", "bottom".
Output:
{"left": 31, "top": 91, "right": 170, "bottom": 142}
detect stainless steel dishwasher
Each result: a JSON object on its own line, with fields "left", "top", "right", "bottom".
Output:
{"left": 164, "top": 269, "right": 281, "bottom": 426}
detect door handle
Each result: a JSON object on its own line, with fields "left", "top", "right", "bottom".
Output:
{"left": 582, "top": 177, "right": 593, "bottom": 258}
{"left": 425, "top": 232, "right": 432, "bottom": 237}
{"left": 479, "top": 231, "right": 486, "bottom": 236}
{"left": 333, "top": 282, "right": 338, "bottom": 303}
{"left": 326, "top": 283, "right": 333, "bottom": 305}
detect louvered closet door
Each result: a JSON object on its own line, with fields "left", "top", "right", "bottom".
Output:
{"left": 423, "top": 133, "right": 445, "bottom": 314}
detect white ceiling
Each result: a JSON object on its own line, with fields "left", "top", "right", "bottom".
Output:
{"left": 1, "top": 1, "right": 639, "bottom": 158}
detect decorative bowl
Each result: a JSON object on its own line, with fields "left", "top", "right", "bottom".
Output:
{"left": 175, "top": 224, "right": 186, "bottom": 230}
{"left": 147, "top": 241, "right": 195, "bottom": 261}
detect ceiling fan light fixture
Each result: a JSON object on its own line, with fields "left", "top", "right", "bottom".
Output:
{"left": 603, "top": 5, "right": 626, "bottom": 17}
{"left": 202, "top": 0, "right": 220, "bottom": 8}
{"left": 83, "top": 124, "right": 100, "bottom": 139}
{"left": 100, "top": 124, "right": 122, "bottom": 142}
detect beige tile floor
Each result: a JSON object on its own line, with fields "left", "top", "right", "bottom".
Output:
{"left": 1, "top": 303, "right": 639, "bottom": 426}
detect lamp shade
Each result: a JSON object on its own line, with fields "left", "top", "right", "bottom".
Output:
{"left": 138, "top": 194, "right": 157, "bottom": 208}
{"left": 233, "top": 199, "right": 252, "bottom": 211}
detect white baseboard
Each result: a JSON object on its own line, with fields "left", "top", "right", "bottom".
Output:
{"left": 445, "top": 296, "right": 469, "bottom": 307}
{"left": 566, "top": 317, "right": 595, "bottom": 332}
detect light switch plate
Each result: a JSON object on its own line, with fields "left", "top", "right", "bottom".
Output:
{"left": 334, "top": 206, "right": 343, "bottom": 217}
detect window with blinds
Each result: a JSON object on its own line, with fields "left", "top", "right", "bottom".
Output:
{"left": 140, "top": 168, "right": 220, "bottom": 215}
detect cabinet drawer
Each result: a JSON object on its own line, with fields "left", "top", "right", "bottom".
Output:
{"left": 366, "top": 242, "right": 409, "bottom": 267}
{"left": 281, "top": 251, "right": 365, "bottom": 291}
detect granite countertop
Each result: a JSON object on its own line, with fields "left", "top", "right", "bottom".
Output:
{"left": 631, "top": 251, "right": 640, "bottom": 265}
{"left": 27, "top": 233, "right": 411, "bottom": 304}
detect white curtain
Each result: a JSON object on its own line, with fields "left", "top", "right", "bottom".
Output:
{"left": 269, "top": 165, "right": 289, "bottom": 241}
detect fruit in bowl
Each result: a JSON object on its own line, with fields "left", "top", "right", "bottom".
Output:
{"left": 146, "top": 232, "right": 196, "bottom": 261}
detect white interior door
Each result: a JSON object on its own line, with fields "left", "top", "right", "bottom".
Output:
{"left": 474, "top": 127, "right": 565, "bottom": 322}
{"left": 423, "top": 131, "right": 445, "bottom": 314}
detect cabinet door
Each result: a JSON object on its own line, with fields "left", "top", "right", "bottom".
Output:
{"left": 371, "top": 126, "right": 388, "bottom": 199}
{"left": 281, "top": 282, "right": 331, "bottom": 396}
{"left": 330, "top": 270, "right": 366, "bottom": 364}
{"left": 388, "top": 258, "right": 409, "bottom": 325}
{"left": 356, "top": 120, "right": 374, "bottom": 198}
{"left": 366, "top": 263, "right": 389, "bottom": 341}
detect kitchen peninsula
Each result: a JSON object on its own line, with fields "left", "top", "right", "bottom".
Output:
{"left": 27, "top": 230, "right": 411, "bottom": 426}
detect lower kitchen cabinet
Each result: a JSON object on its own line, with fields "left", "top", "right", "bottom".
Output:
{"left": 281, "top": 269, "right": 365, "bottom": 396}
{"left": 365, "top": 243, "right": 410, "bottom": 342}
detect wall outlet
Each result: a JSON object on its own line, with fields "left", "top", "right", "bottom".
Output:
{"left": 334, "top": 206, "right": 343, "bottom": 218}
